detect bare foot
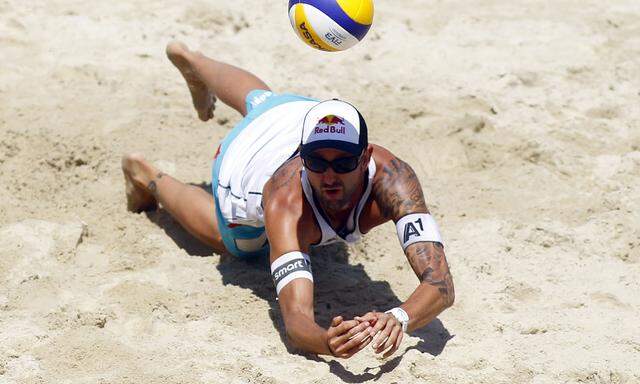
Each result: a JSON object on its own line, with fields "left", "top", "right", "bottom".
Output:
{"left": 166, "top": 41, "right": 216, "bottom": 122}
{"left": 122, "top": 154, "right": 159, "bottom": 213}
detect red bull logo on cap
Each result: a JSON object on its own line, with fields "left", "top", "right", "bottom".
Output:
{"left": 314, "top": 115, "right": 346, "bottom": 135}
{"left": 318, "top": 115, "right": 344, "bottom": 125}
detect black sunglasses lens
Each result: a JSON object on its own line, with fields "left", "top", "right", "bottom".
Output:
{"left": 332, "top": 156, "right": 360, "bottom": 173}
{"left": 303, "top": 156, "right": 329, "bottom": 172}
{"left": 303, "top": 155, "right": 360, "bottom": 173}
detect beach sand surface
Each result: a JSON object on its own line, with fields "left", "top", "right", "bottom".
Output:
{"left": 1, "top": 0, "right": 639, "bottom": 383}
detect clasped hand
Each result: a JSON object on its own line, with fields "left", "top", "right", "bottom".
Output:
{"left": 326, "top": 312, "right": 404, "bottom": 359}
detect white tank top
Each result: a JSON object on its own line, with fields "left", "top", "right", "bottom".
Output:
{"left": 216, "top": 100, "right": 318, "bottom": 227}
{"left": 301, "top": 157, "right": 377, "bottom": 246}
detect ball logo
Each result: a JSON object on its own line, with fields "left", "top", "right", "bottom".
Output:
{"left": 324, "top": 31, "right": 344, "bottom": 47}
{"left": 298, "top": 22, "right": 324, "bottom": 51}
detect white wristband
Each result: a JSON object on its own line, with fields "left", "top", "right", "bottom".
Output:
{"left": 385, "top": 307, "right": 409, "bottom": 333}
{"left": 396, "top": 213, "right": 443, "bottom": 251}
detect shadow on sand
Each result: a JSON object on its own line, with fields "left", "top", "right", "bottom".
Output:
{"left": 145, "top": 183, "right": 453, "bottom": 383}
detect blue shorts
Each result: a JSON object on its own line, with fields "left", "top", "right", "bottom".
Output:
{"left": 211, "top": 90, "right": 316, "bottom": 259}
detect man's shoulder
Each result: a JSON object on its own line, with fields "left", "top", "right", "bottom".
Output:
{"left": 368, "top": 143, "right": 428, "bottom": 222}
{"left": 370, "top": 143, "right": 410, "bottom": 184}
{"left": 261, "top": 156, "right": 321, "bottom": 249}
{"left": 262, "top": 157, "right": 305, "bottom": 216}
{"left": 370, "top": 143, "right": 402, "bottom": 170}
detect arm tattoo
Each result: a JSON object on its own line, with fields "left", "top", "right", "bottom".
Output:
{"left": 374, "top": 158, "right": 428, "bottom": 220}
{"left": 408, "top": 242, "right": 455, "bottom": 307}
{"left": 262, "top": 159, "right": 299, "bottom": 202}
{"left": 376, "top": 157, "right": 454, "bottom": 305}
{"left": 270, "top": 162, "right": 298, "bottom": 190}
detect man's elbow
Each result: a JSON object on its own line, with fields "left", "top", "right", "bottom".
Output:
{"left": 444, "top": 288, "right": 455, "bottom": 308}
{"left": 443, "top": 277, "right": 455, "bottom": 308}
{"left": 286, "top": 328, "right": 303, "bottom": 349}
{"left": 285, "top": 325, "right": 312, "bottom": 353}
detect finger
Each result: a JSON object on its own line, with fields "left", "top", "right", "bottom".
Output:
{"left": 370, "top": 316, "right": 392, "bottom": 345}
{"left": 373, "top": 319, "right": 397, "bottom": 352}
{"left": 360, "top": 332, "right": 373, "bottom": 345}
{"left": 355, "top": 316, "right": 378, "bottom": 328}
{"left": 382, "top": 332, "right": 403, "bottom": 359}
{"left": 354, "top": 312, "right": 377, "bottom": 323}
{"left": 327, "top": 317, "right": 345, "bottom": 339}
{"left": 347, "top": 322, "right": 370, "bottom": 339}
{"left": 336, "top": 326, "right": 374, "bottom": 355}
{"left": 396, "top": 329, "right": 404, "bottom": 349}
{"left": 333, "top": 322, "right": 371, "bottom": 351}
{"left": 374, "top": 325, "right": 396, "bottom": 354}
{"left": 335, "top": 319, "right": 360, "bottom": 335}
{"left": 380, "top": 327, "right": 402, "bottom": 358}
{"left": 330, "top": 321, "right": 370, "bottom": 352}
{"left": 356, "top": 331, "right": 374, "bottom": 350}
{"left": 341, "top": 334, "right": 373, "bottom": 358}
{"left": 382, "top": 326, "right": 401, "bottom": 351}
{"left": 329, "top": 318, "right": 359, "bottom": 338}
{"left": 383, "top": 330, "right": 404, "bottom": 358}
{"left": 370, "top": 315, "right": 390, "bottom": 335}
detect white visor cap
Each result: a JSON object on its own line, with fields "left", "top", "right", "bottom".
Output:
{"left": 300, "top": 99, "right": 367, "bottom": 157}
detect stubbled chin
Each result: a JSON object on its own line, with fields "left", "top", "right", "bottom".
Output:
{"left": 320, "top": 194, "right": 348, "bottom": 211}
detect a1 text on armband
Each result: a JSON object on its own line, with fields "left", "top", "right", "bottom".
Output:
{"left": 395, "top": 213, "right": 443, "bottom": 250}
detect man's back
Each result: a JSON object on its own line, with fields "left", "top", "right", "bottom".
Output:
{"left": 215, "top": 93, "right": 317, "bottom": 227}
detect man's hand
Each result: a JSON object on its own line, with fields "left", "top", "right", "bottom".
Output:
{"left": 355, "top": 312, "right": 404, "bottom": 358}
{"left": 326, "top": 316, "right": 375, "bottom": 358}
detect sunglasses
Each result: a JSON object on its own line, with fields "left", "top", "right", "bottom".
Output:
{"left": 302, "top": 154, "right": 361, "bottom": 174}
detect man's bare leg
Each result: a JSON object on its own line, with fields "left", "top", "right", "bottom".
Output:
{"left": 166, "top": 41, "right": 271, "bottom": 118}
{"left": 122, "top": 153, "right": 227, "bottom": 255}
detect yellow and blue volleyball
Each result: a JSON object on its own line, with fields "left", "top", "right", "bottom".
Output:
{"left": 288, "top": 0, "right": 374, "bottom": 52}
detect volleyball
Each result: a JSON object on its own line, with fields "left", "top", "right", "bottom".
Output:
{"left": 288, "top": 0, "right": 374, "bottom": 52}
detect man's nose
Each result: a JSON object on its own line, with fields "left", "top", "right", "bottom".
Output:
{"left": 321, "top": 167, "right": 339, "bottom": 183}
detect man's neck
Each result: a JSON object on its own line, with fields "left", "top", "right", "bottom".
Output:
{"left": 320, "top": 181, "right": 365, "bottom": 231}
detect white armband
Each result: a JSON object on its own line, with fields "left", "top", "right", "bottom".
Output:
{"left": 396, "top": 213, "right": 443, "bottom": 251}
{"left": 270, "top": 251, "right": 313, "bottom": 295}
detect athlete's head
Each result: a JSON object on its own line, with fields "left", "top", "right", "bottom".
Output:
{"left": 300, "top": 99, "right": 371, "bottom": 212}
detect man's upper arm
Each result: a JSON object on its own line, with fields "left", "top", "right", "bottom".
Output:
{"left": 374, "top": 157, "right": 429, "bottom": 221}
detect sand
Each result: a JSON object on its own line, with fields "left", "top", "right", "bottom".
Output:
{"left": 1, "top": 0, "right": 639, "bottom": 383}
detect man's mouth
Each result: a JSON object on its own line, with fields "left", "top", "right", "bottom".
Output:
{"left": 322, "top": 186, "right": 342, "bottom": 199}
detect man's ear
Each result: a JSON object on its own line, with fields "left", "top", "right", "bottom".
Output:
{"left": 361, "top": 144, "right": 373, "bottom": 167}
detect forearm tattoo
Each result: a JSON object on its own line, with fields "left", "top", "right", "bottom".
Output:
{"left": 408, "top": 242, "right": 455, "bottom": 306}
{"left": 374, "top": 158, "right": 428, "bottom": 220}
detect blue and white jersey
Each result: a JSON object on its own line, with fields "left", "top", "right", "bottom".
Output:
{"left": 214, "top": 92, "right": 318, "bottom": 227}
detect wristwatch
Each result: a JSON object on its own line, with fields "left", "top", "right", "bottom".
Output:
{"left": 385, "top": 307, "right": 409, "bottom": 333}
